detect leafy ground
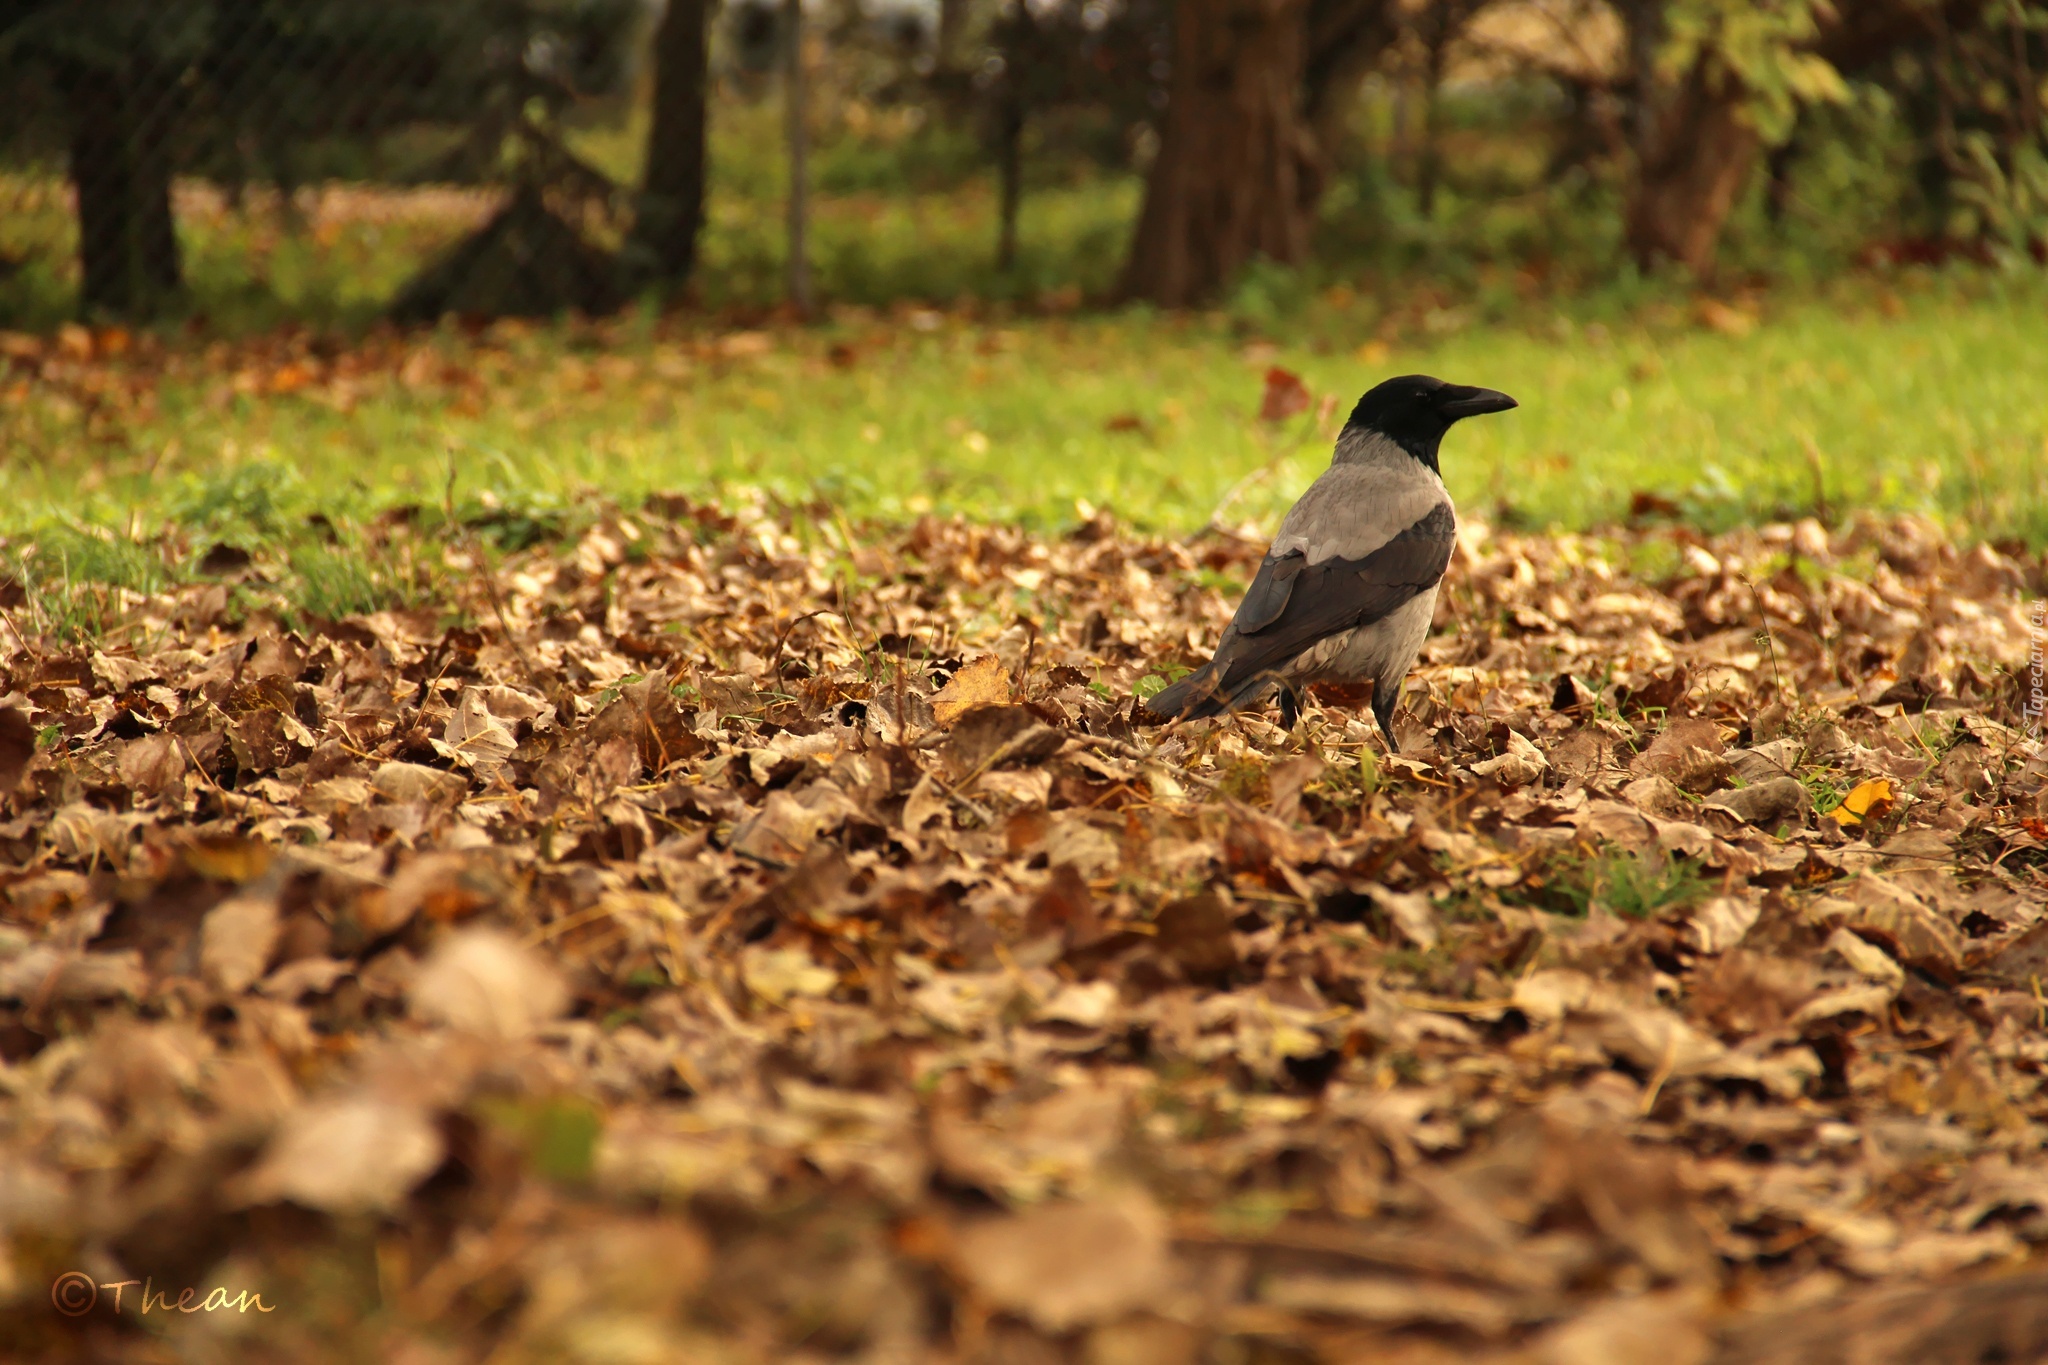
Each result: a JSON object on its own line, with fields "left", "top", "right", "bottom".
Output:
{"left": 5, "top": 267, "right": 2048, "bottom": 569}
{"left": 2, "top": 490, "right": 2046, "bottom": 1362}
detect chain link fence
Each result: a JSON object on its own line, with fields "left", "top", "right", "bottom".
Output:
{"left": 0, "top": 0, "right": 1174, "bottom": 327}
{"left": 0, "top": 0, "right": 653, "bottom": 325}
{"left": 6, "top": 1, "right": 2042, "bottom": 329}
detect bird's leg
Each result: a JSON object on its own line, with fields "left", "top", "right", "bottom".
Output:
{"left": 1278, "top": 685, "right": 1301, "bottom": 732}
{"left": 1372, "top": 684, "right": 1400, "bottom": 754}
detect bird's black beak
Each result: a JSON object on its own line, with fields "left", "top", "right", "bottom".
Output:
{"left": 1436, "top": 385, "right": 1518, "bottom": 419}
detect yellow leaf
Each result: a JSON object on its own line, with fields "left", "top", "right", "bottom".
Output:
{"left": 931, "top": 654, "right": 1011, "bottom": 727}
{"left": 1696, "top": 298, "right": 1756, "bottom": 336}
{"left": 182, "top": 834, "right": 276, "bottom": 882}
{"left": 1829, "top": 777, "right": 1896, "bottom": 826}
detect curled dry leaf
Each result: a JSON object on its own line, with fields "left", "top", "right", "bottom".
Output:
{"left": 199, "top": 878, "right": 283, "bottom": 993}
{"left": 237, "top": 1094, "right": 445, "bottom": 1213}
{"left": 939, "top": 704, "right": 1065, "bottom": 781}
{"left": 372, "top": 760, "right": 469, "bottom": 805}
{"left": 117, "top": 732, "right": 187, "bottom": 799}
{"left": 409, "top": 927, "right": 568, "bottom": 1039}
{"left": 0, "top": 706, "right": 34, "bottom": 793}
{"left": 441, "top": 686, "right": 518, "bottom": 774}
{"left": 1707, "top": 776, "right": 1810, "bottom": 829}
{"left": 1258, "top": 365, "right": 1313, "bottom": 423}
{"left": 930, "top": 654, "right": 1011, "bottom": 726}
{"left": 950, "top": 1191, "right": 1171, "bottom": 1332}
{"left": 1470, "top": 729, "right": 1549, "bottom": 786}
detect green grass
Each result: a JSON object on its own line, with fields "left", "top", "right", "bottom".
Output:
{"left": 1520, "top": 848, "right": 1711, "bottom": 921}
{"left": 6, "top": 267, "right": 2047, "bottom": 562}
{"left": 6, "top": 76, "right": 2043, "bottom": 570}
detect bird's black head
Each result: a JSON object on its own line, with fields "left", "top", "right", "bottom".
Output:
{"left": 1344, "top": 374, "right": 1517, "bottom": 472}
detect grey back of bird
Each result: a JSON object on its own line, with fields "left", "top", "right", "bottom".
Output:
{"left": 1146, "top": 426, "right": 1456, "bottom": 737}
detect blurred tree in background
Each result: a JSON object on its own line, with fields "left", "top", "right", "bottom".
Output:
{"left": 0, "top": 0, "right": 2043, "bottom": 322}
{"left": 625, "top": 0, "right": 712, "bottom": 286}
{"left": 0, "top": 0, "right": 641, "bottom": 318}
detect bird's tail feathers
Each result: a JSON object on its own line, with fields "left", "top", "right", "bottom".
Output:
{"left": 1142, "top": 654, "right": 1286, "bottom": 723}
{"left": 1142, "top": 664, "right": 1227, "bottom": 721}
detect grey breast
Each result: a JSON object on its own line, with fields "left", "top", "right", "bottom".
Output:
{"left": 1266, "top": 429, "right": 1455, "bottom": 569}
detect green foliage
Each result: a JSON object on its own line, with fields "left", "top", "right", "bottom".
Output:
{"left": 285, "top": 540, "right": 403, "bottom": 621}
{"left": 1534, "top": 847, "right": 1710, "bottom": 921}
{"left": 1131, "top": 671, "right": 1177, "bottom": 703}
{"left": 1, "top": 525, "right": 179, "bottom": 642}
{"left": 1312, "top": 746, "right": 1380, "bottom": 804}
{"left": 168, "top": 460, "right": 312, "bottom": 538}
{"left": 1803, "top": 772, "right": 1846, "bottom": 817}
{"left": 476, "top": 1095, "right": 604, "bottom": 1186}
{"left": 1664, "top": 0, "right": 1850, "bottom": 143}
{"left": 1956, "top": 136, "right": 2048, "bottom": 264}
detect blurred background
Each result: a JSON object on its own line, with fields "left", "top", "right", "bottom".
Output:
{"left": 3, "top": 0, "right": 2045, "bottom": 329}
{"left": 2, "top": 0, "right": 2046, "bottom": 587}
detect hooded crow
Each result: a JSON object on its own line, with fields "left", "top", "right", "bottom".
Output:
{"left": 1142, "top": 374, "right": 1516, "bottom": 747}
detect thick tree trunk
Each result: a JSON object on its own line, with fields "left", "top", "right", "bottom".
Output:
{"left": 65, "top": 60, "right": 181, "bottom": 318}
{"left": 1624, "top": 59, "right": 1760, "bottom": 276}
{"left": 627, "top": 0, "right": 711, "bottom": 284}
{"left": 1121, "top": 0, "right": 1320, "bottom": 307}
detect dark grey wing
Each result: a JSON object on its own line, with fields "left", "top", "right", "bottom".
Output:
{"left": 1234, "top": 550, "right": 1306, "bottom": 634}
{"left": 1145, "top": 551, "right": 1310, "bottom": 717}
{"left": 1202, "top": 502, "right": 1455, "bottom": 706}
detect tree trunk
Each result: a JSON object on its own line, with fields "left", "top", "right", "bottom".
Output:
{"left": 1624, "top": 59, "right": 1760, "bottom": 276}
{"left": 627, "top": 0, "right": 711, "bottom": 284}
{"left": 1416, "top": 21, "right": 1449, "bottom": 218}
{"left": 783, "top": 0, "right": 813, "bottom": 316}
{"left": 994, "top": 2, "right": 1034, "bottom": 271}
{"left": 65, "top": 59, "right": 181, "bottom": 318}
{"left": 1763, "top": 113, "right": 1802, "bottom": 227}
{"left": 937, "top": 0, "right": 968, "bottom": 69}
{"left": 1303, "top": 0, "right": 1397, "bottom": 148}
{"left": 1121, "top": 0, "right": 1320, "bottom": 307}
{"left": 996, "top": 99, "right": 1024, "bottom": 271}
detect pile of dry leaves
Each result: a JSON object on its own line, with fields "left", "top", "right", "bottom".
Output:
{"left": 3, "top": 496, "right": 2046, "bottom": 1364}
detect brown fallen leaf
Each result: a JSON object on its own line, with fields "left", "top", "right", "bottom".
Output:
{"left": 931, "top": 654, "right": 1011, "bottom": 726}
{"left": 409, "top": 928, "right": 569, "bottom": 1039}
{"left": 1471, "top": 730, "right": 1549, "bottom": 786}
{"left": 1259, "top": 365, "right": 1312, "bottom": 423}
{"left": 939, "top": 704, "right": 1064, "bottom": 780}
{"left": 237, "top": 1094, "right": 445, "bottom": 1213}
{"left": 0, "top": 706, "right": 35, "bottom": 796}
{"left": 1696, "top": 297, "right": 1757, "bottom": 336}
{"left": 1258, "top": 1272, "right": 1517, "bottom": 1333}
{"left": 1707, "top": 776, "right": 1809, "bottom": 829}
{"left": 372, "top": 760, "right": 469, "bottom": 805}
{"left": 118, "top": 731, "right": 187, "bottom": 799}
{"left": 950, "top": 1191, "right": 1171, "bottom": 1332}
{"left": 0, "top": 483, "right": 2040, "bottom": 1362}
{"left": 200, "top": 875, "right": 284, "bottom": 993}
